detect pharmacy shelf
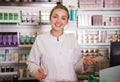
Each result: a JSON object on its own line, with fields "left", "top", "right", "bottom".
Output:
{"left": 77, "top": 26, "right": 104, "bottom": 29}
{"left": 103, "top": 26, "right": 120, "bottom": 29}
{"left": 79, "top": 43, "right": 110, "bottom": 46}
{"left": 0, "top": 61, "right": 18, "bottom": 64}
{"left": 77, "top": 26, "right": 120, "bottom": 29}
{"left": 18, "top": 45, "right": 33, "bottom": 48}
{"left": 0, "top": 61, "right": 26, "bottom": 66}
{"left": 18, "top": 22, "right": 51, "bottom": 26}
{"left": 18, "top": 23, "right": 39, "bottom": 26}
{"left": 77, "top": 10, "right": 120, "bottom": 15}
{"left": 0, "top": 2, "right": 57, "bottom": 7}
{"left": 0, "top": 47, "right": 19, "bottom": 49}
{"left": 18, "top": 77, "right": 36, "bottom": 81}
{"left": 78, "top": 8, "right": 120, "bottom": 11}
{"left": 77, "top": 28, "right": 120, "bottom": 32}
{"left": 0, "top": 72, "right": 18, "bottom": 76}
{"left": 0, "top": 1, "right": 58, "bottom": 81}
{"left": 19, "top": 61, "right": 26, "bottom": 63}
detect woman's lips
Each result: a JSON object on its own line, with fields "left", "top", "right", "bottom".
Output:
{"left": 55, "top": 23, "right": 62, "bottom": 27}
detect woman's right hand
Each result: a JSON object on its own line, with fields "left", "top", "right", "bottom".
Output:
{"left": 34, "top": 67, "right": 47, "bottom": 80}
{"left": 83, "top": 56, "right": 97, "bottom": 66}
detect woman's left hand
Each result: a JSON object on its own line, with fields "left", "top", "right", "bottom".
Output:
{"left": 83, "top": 56, "right": 97, "bottom": 66}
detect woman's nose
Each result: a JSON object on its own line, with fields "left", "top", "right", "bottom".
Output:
{"left": 56, "top": 18, "right": 61, "bottom": 23}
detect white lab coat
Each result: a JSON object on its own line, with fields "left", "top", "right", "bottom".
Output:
{"left": 27, "top": 32, "right": 85, "bottom": 82}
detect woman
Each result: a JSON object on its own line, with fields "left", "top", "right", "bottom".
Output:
{"left": 27, "top": 4, "right": 97, "bottom": 82}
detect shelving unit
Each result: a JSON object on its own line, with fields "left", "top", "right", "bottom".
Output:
{"left": 0, "top": 1, "right": 59, "bottom": 82}
{"left": 77, "top": 0, "right": 120, "bottom": 45}
{"left": 76, "top": 0, "right": 120, "bottom": 81}
{"left": 0, "top": 72, "right": 18, "bottom": 76}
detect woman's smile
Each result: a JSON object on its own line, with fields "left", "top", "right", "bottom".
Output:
{"left": 55, "top": 23, "right": 62, "bottom": 28}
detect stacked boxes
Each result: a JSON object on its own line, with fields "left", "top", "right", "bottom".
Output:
{"left": 0, "top": 10, "right": 20, "bottom": 24}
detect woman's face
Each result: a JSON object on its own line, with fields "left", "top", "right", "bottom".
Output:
{"left": 50, "top": 8, "right": 68, "bottom": 31}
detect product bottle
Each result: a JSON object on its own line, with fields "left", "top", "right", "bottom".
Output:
{"left": 1, "top": 66, "right": 5, "bottom": 72}
{"left": 19, "top": 33, "right": 25, "bottom": 45}
{"left": 7, "top": 33, "right": 13, "bottom": 46}
{"left": 69, "top": 5, "right": 77, "bottom": 21}
{"left": 2, "top": 33, "right": 8, "bottom": 46}
{"left": 0, "top": 33, "right": 3, "bottom": 46}
{"left": 12, "top": 32, "right": 18, "bottom": 46}
{"left": 5, "top": 49, "right": 11, "bottom": 61}
{"left": 13, "top": 75, "right": 18, "bottom": 82}
{"left": 30, "top": 35, "right": 35, "bottom": 44}
{"left": 25, "top": 35, "right": 30, "bottom": 44}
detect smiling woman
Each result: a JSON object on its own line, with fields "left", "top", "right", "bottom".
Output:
{"left": 26, "top": 4, "right": 97, "bottom": 82}
{"left": 49, "top": 4, "right": 69, "bottom": 41}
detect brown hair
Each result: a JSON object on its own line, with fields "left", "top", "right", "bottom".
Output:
{"left": 50, "top": 4, "right": 69, "bottom": 20}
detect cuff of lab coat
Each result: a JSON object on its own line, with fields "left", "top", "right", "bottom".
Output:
{"left": 74, "top": 57, "right": 86, "bottom": 74}
{"left": 30, "top": 65, "right": 40, "bottom": 77}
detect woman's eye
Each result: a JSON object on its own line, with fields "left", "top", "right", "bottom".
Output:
{"left": 62, "top": 18, "right": 67, "bottom": 20}
{"left": 53, "top": 16, "right": 57, "bottom": 18}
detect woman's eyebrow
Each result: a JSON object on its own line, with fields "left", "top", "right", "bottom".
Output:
{"left": 62, "top": 15, "right": 67, "bottom": 18}
{"left": 53, "top": 13, "right": 67, "bottom": 16}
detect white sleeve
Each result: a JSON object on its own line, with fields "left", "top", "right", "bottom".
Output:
{"left": 26, "top": 37, "right": 42, "bottom": 76}
{"left": 73, "top": 48, "right": 85, "bottom": 74}
{"left": 72, "top": 35, "right": 85, "bottom": 73}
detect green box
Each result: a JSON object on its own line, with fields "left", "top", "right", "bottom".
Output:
{"left": 19, "top": 36, "right": 26, "bottom": 44}
{"left": 88, "top": 75, "right": 99, "bottom": 82}
{"left": 9, "top": 13, "right": 13, "bottom": 20}
{"left": 14, "top": 13, "right": 18, "bottom": 20}
{"left": 25, "top": 36, "right": 31, "bottom": 44}
{"left": 4, "top": 13, "right": 8, "bottom": 20}
{"left": 0, "top": 13, "right": 3, "bottom": 20}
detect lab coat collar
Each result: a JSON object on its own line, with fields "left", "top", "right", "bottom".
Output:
{"left": 48, "top": 31, "right": 65, "bottom": 42}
